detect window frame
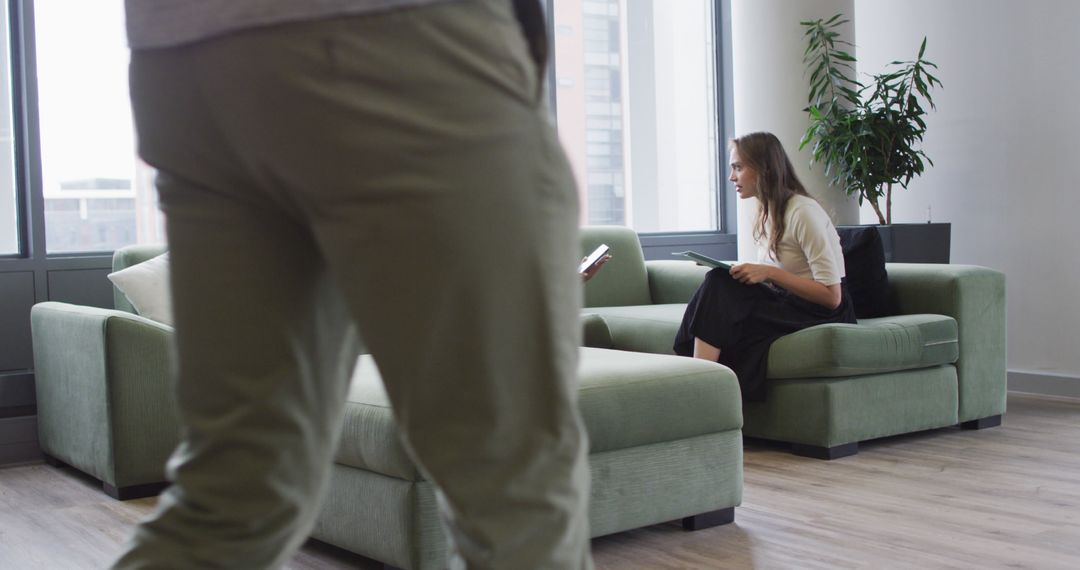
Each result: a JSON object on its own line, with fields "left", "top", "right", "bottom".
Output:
{"left": 3, "top": 1, "right": 736, "bottom": 266}
{"left": 544, "top": 0, "right": 735, "bottom": 256}
{"left": 0, "top": 0, "right": 737, "bottom": 430}
{"left": 0, "top": 0, "right": 738, "bottom": 283}
{"left": 1, "top": 0, "right": 120, "bottom": 428}
{"left": 4, "top": 0, "right": 116, "bottom": 265}
{"left": 1, "top": 0, "right": 27, "bottom": 260}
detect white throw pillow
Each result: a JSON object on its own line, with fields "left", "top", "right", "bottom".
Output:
{"left": 106, "top": 253, "right": 174, "bottom": 326}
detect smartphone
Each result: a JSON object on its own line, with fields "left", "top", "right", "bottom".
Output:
{"left": 579, "top": 244, "right": 611, "bottom": 274}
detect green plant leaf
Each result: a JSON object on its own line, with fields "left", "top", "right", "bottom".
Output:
{"left": 800, "top": 12, "right": 940, "bottom": 214}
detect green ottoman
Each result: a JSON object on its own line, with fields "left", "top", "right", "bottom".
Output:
{"left": 310, "top": 347, "right": 744, "bottom": 570}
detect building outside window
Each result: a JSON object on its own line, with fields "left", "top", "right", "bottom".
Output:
{"left": 35, "top": 0, "right": 162, "bottom": 254}
{"left": 553, "top": 0, "right": 721, "bottom": 233}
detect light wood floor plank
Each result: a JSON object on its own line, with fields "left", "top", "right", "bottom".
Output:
{"left": 1, "top": 393, "right": 1077, "bottom": 569}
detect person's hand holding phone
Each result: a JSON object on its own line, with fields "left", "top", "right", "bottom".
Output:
{"left": 579, "top": 244, "right": 612, "bottom": 282}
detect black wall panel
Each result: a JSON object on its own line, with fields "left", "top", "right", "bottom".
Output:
{"left": 0, "top": 271, "right": 34, "bottom": 371}
{"left": 46, "top": 268, "right": 113, "bottom": 309}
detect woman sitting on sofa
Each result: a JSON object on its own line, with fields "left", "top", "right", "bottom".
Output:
{"left": 674, "top": 131, "right": 856, "bottom": 401}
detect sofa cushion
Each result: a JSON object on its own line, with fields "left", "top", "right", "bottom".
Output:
{"left": 577, "top": 347, "right": 742, "bottom": 453}
{"left": 582, "top": 304, "right": 685, "bottom": 354}
{"left": 645, "top": 259, "right": 710, "bottom": 304}
{"left": 334, "top": 347, "right": 742, "bottom": 480}
{"left": 833, "top": 224, "right": 894, "bottom": 317}
{"left": 766, "top": 314, "right": 959, "bottom": 379}
{"left": 111, "top": 244, "right": 169, "bottom": 314}
{"left": 837, "top": 225, "right": 893, "bottom": 318}
{"left": 107, "top": 253, "right": 174, "bottom": 325}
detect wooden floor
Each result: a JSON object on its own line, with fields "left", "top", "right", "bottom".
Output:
{"left": 2, "top": 392, "right": 1078, "bottom": 569}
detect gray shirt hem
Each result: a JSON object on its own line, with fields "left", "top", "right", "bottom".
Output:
{"left": 126, "top": 0, "right": 460, "bottom": 49}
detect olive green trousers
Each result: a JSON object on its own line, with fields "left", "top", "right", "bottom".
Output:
{"left": 114, "top": 1, "right": 591, "bottom": 568}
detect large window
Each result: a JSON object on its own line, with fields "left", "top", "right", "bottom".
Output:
{"left": 7, "top": 1, "right": 725, "bottom": 257}
{"left": 553, "top": 0, "right": 721, "bottom": 233}
{"left": 0, "top": 1, "right": 18, "bottom": 255}
{"left": 34, "top": 0, "right": 162, "bottom": 254}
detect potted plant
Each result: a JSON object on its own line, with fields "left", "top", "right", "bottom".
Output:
{"left": 799, "top": 14, "right": 949, "bottom": 262}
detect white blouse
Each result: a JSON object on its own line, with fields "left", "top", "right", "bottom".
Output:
{"left": 755, "top": 194, "right": 845, "bottom": 286}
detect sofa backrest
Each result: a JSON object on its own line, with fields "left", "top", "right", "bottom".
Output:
{"left": 112, "top": 244, "right": 168, "bottom": 313}
{"left": 581, "top": 225, "right": 651, "bottom": 307}
{"left": 106, "top": 243, "right": 376, "bottom": 356}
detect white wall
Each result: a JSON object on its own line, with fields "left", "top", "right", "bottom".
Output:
{"left": 855, "top": 1, "right": 1080, "bottom": 383}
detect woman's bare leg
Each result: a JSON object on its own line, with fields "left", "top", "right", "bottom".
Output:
{"left": 693, "top": 337, "right": 721, "bottom": 362}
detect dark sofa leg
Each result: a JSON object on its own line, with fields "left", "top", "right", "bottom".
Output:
{"left": 42, "top": 453, "right": 65, "bottom": 468}
{"left": 791, "top": 442, "right": 859, "bottom": 460}
{"left": 682, "top": 507, "right": 735, "bottom": 530}
{"left": 960, "top": 414, "right": 1002, "bottom": 430}
{"left": 103, "top": 481, "right": 170, "bottom": 501}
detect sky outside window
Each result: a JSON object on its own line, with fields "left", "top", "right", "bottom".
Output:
{"left": 35, "top": 0, "right": 162, "bottom": 253}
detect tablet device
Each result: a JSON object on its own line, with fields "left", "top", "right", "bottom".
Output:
{"left": 672, "top": 251, "right": 732, "bottom": 271}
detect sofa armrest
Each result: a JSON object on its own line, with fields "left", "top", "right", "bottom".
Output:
{"left": 645, "top": 260, "right": 710, "bottom": 304}
{"left": 885, "top": 263, "right": 1007, "bottom": 422}
{"left": 581, "top": 313, "right": 614, "bottom": 349}
{"left": 31, "top": 302, "right": 178, "bottom": 487}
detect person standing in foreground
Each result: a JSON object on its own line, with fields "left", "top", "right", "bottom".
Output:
{"left": 115, "top": 1, "right": 592, "bottom": 568}
{"left": 674, "top": 132, "right": 856, "bottom": 402}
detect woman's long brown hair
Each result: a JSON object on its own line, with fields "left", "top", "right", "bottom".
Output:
{"left": 732, "top": 132, "right": 811, "bottom": 260}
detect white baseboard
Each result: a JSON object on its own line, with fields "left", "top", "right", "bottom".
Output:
{"left": 1008, "top": 370, "right": 1080, "bottom": 400}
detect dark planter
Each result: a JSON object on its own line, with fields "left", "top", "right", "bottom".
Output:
{"left": 839, "top": 223, "right": 951, "bottom": 263}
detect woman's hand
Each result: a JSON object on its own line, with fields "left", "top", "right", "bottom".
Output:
{"left": 581, "top": 254, "right": 612, "bottom": 282}
{"left": 730, "top": 262, "right": 775, "bottom": 285}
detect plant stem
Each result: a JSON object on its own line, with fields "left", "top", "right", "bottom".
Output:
{"left": 870, "top": 196, "right": 886, "bottom": 225}
{"left": 886, "top": 182, "right": 893, "bottom": 224}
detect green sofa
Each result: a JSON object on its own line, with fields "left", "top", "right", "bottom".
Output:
{"left": 31, "top": 243, "right": 745, "bottom": 569}
{"left": 31, "top": 245, "right": 178, "bottom": 499}
{"left": 316, "top": 344, "right": 742, "bottom": 569}
{"left": 580, "top": 225, "right": 1007, "bottom": 459}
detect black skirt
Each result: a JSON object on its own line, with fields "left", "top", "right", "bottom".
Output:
{"left": 673, "top": 269, "right": 857, "bottom": 402}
